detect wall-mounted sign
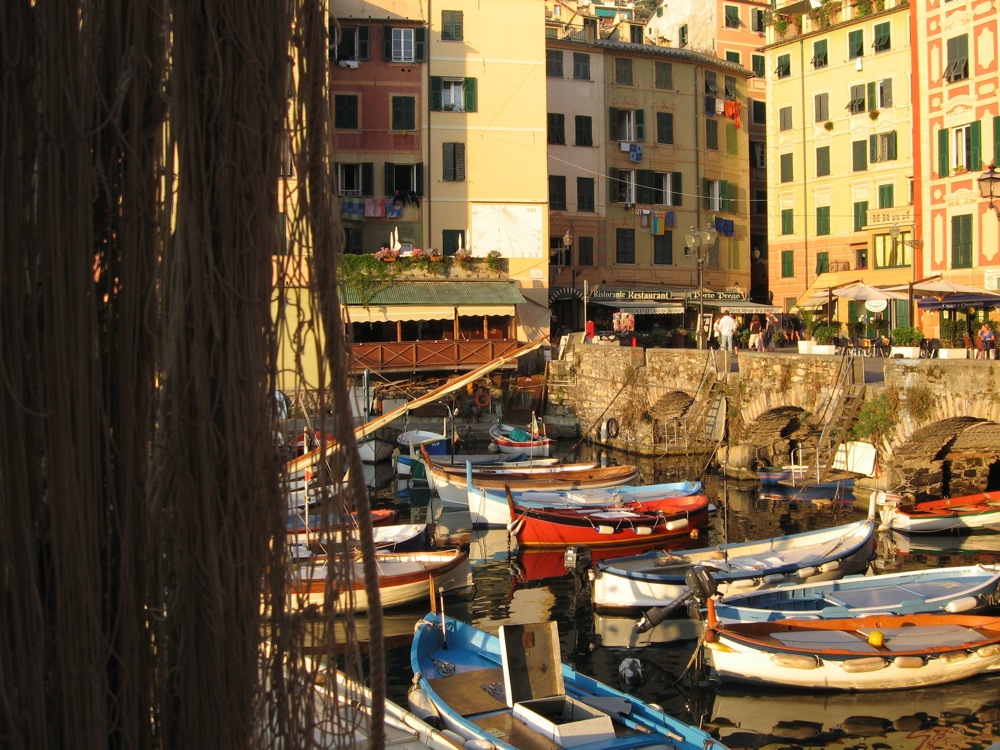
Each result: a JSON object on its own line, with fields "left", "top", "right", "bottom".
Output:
{"left": 865, "top": 299, "right": 888, "bottom": 312}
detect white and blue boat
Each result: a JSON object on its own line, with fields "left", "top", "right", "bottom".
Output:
{"left": 711, "top": 564, "right": 1000, "bottom": 624}
{"left": 397, "top": 429, "right": 451, "bottom": 456}
{"left": 409, "top": 612, "right": 730, "bottom": 750}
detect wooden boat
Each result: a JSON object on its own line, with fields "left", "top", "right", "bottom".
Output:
{"left": 513, "top": 540, "right": 695, "bottom": 584}
{"left": 507, "top": 491, "right": 711, "bottom": 549}
{"left": 466, "top": 470, "right": 705, "bottom": 528}
{"left": 397, "top": 451, "right": 559, "bottom": 476}
{"left": 757, "top": 464, "right": 853, "bottom": 490}
{"left": 703, "top": 600, "right": 1000, "bottom": 691}
{"left": 876, "top": 489, "right": 1000, "bottom": 533}
{"left": 287, "top": 548, "right": 473, "bottom": 612}
{"left": 357, "top": 434, "right": 396, "bottom": 463}
{"left": 888, "top": 529, "right": 1000, "bottom": 558}
{"left": 432, "top": 460, "right": 597, "bottom": 478}
{"left": 398, "top": 429, "right": 451, "bottom": 456}
{"left": 423, "top": 455, "right": 640, "bottom": 509}
{"left": 290, "top": 523, "right": 433, "bottom": 558}
{"left": 591, "top": 497, "right": 879, "bottom": 616}
{"left": 285, "top": 507, "right": 398, "bottom": 537}
{"left": 711, "top": 564, "right": 1000, "bottom": 623}
{"left": 409, "top": 613, "right": 728, "bottom": 750}
{"left": 490, "top": 421, "right": 554, "bottom": 457}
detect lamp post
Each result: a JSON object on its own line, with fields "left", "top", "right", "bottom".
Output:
{"left": 684, "top": 223, "right": 718, "bottom": 349}
{"left": 978, "top": 162, "right": 1000, "bottom": 220}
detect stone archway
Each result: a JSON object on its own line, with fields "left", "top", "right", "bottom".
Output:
{"left": 737, "top": 406, "right": 810, "bottom": 467}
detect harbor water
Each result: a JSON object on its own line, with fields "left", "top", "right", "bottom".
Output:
{"left": 355, "top": 440, "right": 1000, "bottom": 750}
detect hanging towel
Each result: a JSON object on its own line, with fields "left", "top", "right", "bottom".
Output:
{"left": 384, "top": 198, "right": 403, "bottom": 218}
{"left": 341, "top": 199, "right": 364, "bottom": 221}
{"left": 714, "top": 216, "right": 726, "bottom": 236}
{"left": 726, "top": 219, "right": 735, "bottom": 237}
{"left": 666, "top": 210, "right": 675, "bottom": 227}
{"left": 364, "top": 198, "right": 385, "bottom": 217}
{"left": 724, "top": 100, "right": 736, "bottom": 118}
{"left": 715, "top": 98, "right": 725, "bottom": 115}
{"left": 620, "top": 141, "right": 632, "bottom": 152}
{"left": 629, "top": 143, "right": 643, "bottom": 162}
{"left": 733, "top": 101, "right": 742, "bottom": 129}
{"left": 650, "top": 210, "right": 665, "bottom": 235}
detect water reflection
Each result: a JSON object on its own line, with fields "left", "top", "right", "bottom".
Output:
{"left": 364, "top": 444, "right": 1000, "bottom": 750}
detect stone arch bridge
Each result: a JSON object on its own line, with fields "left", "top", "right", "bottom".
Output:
{"left": 546, "top": 346, "right": 1000, "bottom": 499}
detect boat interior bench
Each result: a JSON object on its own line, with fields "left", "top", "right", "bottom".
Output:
{"left": 824, "top": 578, "right": 968, "bottom": 609}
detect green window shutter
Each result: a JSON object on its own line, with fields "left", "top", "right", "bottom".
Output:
{"left": 887, "top": 131, "right": 897, "bottom": 161}
{"left": 635, "top": 109, "right": 645, "bottom": 141}
{"left": 870, "top": 134, "right": 878, "bottom": 163}
{"left": 358, "top": 26, "right": 370, "bottom": 59}
{"left": 464, "top": 78, "right": 477, "bottom": 112}
{"left": 854, "top": 200, "right": 868, "bottom": 231}
{"left": 671, "top": 172, "right": 682, "bottom": 206}
{"left": 970, "top": 120, "right": 982, "bottom": 171}
{"left": 994, "top": 116, "right": 1000, "bottom": 165}
{"left": 361, "top": 162, "right": 374, "bottom": 196}
{"left": 816, "top": 146, "right": 830, "bottom": 176}
{"left": 609, "top": 108, "right": 620, "bottom": 140}
{"left": 726, "top": 123, "right": 737, "bottom": 154}
{"left": 938, "top": 128, "right": 950, "bottom": 177}
{"left": 853, "top": 140, "right": 867, "bottom": 171}
{"left": 727, "top": 181, "right": 738, "bottom": 213}
{"left": 867, "top": 81, "right": 876, "bottom": 111}
{"left": 636, "top": 170, "right": 654, "bottom": 204}
{"left": 816, "top": 251, "right": 829, "bottom": 272}
{"left": 608, "top": 167, "right": 619, "bottom": 202}
{"left": 817, "top": 208, "right": 830, "bottom": 236}
{"left": 782, "top": 249, "right": 794, "bottom": 276}
{"left": 662, "top": 112, "right": 674, "bottom": 143}
{"left": 952, "top": 214, "right": 972, "bottom": 268}
{"left": 702, "top": 178, "right": 710, "bottom": 210}
{"left": 414, "top": 28, "right": 426, "bottom": 61}
{"left": 384, "top": 162, "right": 396, "bottom": 195}
{"left": 414, "top": 163, "right": 424, "bottom": 194}
{"left": 430, "top": 77, "right": 442, "bottom": 111}
{"left": 878, "top": 184, "right": 894, "bottom": 208}
{"left": 720, "top": 180, "right": 730, "bottom": 212}
{"left": 752, "top": 55, "right": 765, "bottom": 77}
{"left": 781, "top": 208, "right": 793, "bottom": 235}
{"left": 382, "top": 26, "right": 392, "bottom": 60}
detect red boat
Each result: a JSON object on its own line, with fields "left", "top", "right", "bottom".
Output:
{"left": 506, "top": 490, "right": 710, "bottom": 548}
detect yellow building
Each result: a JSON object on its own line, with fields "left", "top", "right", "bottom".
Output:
{"left": 764, "top": 0, "right": 916, "bottom": 328}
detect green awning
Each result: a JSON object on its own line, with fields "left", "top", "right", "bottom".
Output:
{"left": 342, "top": 281, "right": 526, "bottom": 307}
{"left": 595, "top": 7, "right": 617, "bottom": 16}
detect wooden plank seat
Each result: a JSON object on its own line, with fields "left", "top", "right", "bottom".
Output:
{"left": 823, "top": 578, "right": 968, "bottom": 610}
{"left": 427, "top": 667, "right": 507, "bottom": 717}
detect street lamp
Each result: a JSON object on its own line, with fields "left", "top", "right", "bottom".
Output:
{"left": 978, "top": 162, "right": 1000, "bottom": 220}
{"left": 684, "top": 223, "right": 718, "bottom": 349}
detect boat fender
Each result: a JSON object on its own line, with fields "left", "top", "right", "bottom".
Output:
{"left": 770, "top": 654, "right": 820, "bottom": 669}
{"left": 665, "top": 518, "right": 689, "bottom": 531}
{"left": 945, "top": 596, "right": 979, "bottom": 613}
{"left": 795, "top": 566, "right": 819, "bottom": 579}
{"left": 685, "top": 565, "right": 719, "bottom": 601}
{"left": 728, "top": 577, "right": 757, "bottom": 590}
{"left": 819, "top": 560, "right": 840, "bottom": 573}
{"left": 596, "top": 525, "right": 616, "bottom": 535}
{"left": 840, "top": 657, "right": 888, "bottom": 673}
{"left": 976, "top": 644, "right": 1000, "bottom": 659}
{"left": 940, "top": 651, "right": 969, "bottom": 663}
{"left": 894, "top": 656, "right": 926, "bottom": 669}
{"left": 439, "top": 731, "right": 465, "bottom": 745}
{"left": 506, "top": 518, "right": 523, "bottom": 534}
{"left": 475, "top": 390, "right": 491, "bottom": 409}
{"left": 407, "top": 686, "right": 443, "bottom": 728}
{"left": 606, "top": 417, "right": 620, "bottom": 439}
{"left": 634, "top": 526, "right": 653, "bottom": 535}
{"left": 464, "top": 741, "right": 496, "bottom": 750}
{"left": 762, "top": 574, "right": 786, "bottom": 585}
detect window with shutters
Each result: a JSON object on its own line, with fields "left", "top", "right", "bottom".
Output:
{"left": 816, "top": 252, "right": 829, "bottom": 273}
{"left": 616, "top": 228, "right": 636, "bottom": 264}
{"left": 331, "top": 25, "right": 370, "bottom": 62}
{"left": 878, "top": 184, "right": 894, "bottom": 209}
{"left": 816, "top": 146, "right": 830, "bottom": 177}
{"left": 679, "top": 25, "right": 688, "bottom": 47}
{"left": 386, "top": 162, "right": 421, "bottom": 194}
{"left": 781, "top": 249, "right": 794, "bottom": 276}
{"left": 817, "top": 208, "right": 831, "bottom": 236}
{"left": 575, "top": 115, "right": 593, "bottom": 146}
{"left": 577, "top": 236, "right": 594, "bottom": 266}
{"left": 752, "top": 142, "right": 766, "bottom": 169}
{"left": 549, "top": 176, "right": 567, "bottom": 211}
{"left": 951, "top": 214, "right": 973, "bottom": 268}
{"left": 725, "top": 51, "right": 740, "bottom": 65}
{"left": 609, "top": 169, "right": 636, "bottom": 204}
{"left": 442, "top": 143, "right": 465, "bottom": 181}
{"left": 815, "top": 93, "right": 829, "bottom": 123}
{"left": 548, "top": 113, "right": 566, "bottom": 144}
{"left": 704, "top": 179, "right": 723, "bottom": 211}
{"left": 751, "top": 8, "right": 766, "bottom": 32}
{"left": 812, "top": 39, "right": 828, "bottom": 68}
{"left": 577, "top": 178, "right": 595, "bottom": 212}
{"left": 848, "top": 29, "right": 864, "bottom": 60}
{"left": 751, "top": 99, "right": 766, "bottom": 123}
{"left": 725, "top": 76, "right": 737, "bottom": 100}
{"left": 779, "top": 106, "right": 792, "bottom": 131}
{"left": 853, "top": 201, "right": 868, "bottom": 232}
{"left": 871, "top": 131, "right": 898, "bottom": 163}
{"left": 615, "top": 58, "right": 633, "bottom": 85}
{"left": 337, "top": 163, "right": 371, "bottom": 196}
{"left": 609, "top": 108, "right": 644, "bottom": 142}
{"left": 430, "top": 77, "right": 477, "bottom": 112}
{"left": 775, "top": 54, "right": 791, "bottom": 78}
{"left": 334, "top": 95, "right": 359, "bottom": 129}
{"left": 391, "top": 96, "right": 415, "bottom": 131}
{"left": 780, "top": 153, "right": 793, "bottom": 183}
{"left": 650, "top": 171, "right": 682, "bottom": 205}
{"left": 752, "top": 55, "right": 765, "bottom": 77}
{"left": 653, "top": 233, "right": 673, "bottom": 265}
{"left": 781, "top": 209, "right": 794, "bottom": 236}
{"left": 573, "top": 53, "right": 591, "bottom": 80}
{"left": 847, "top": 84, "right": 865, "bottom": 114}
{"left": 877, "top": 78, "right": 893, "bottom": 108}
{"left": 952, "top": 123, "right": 981, "bottom": 172}
{"left": 390, "top": 27, "right": 415, "bottom": 62}
{"left": 656, "top": 112, "right": 674, "bottom": 144}
{"left": 705, "top": 71, "right": 718, "bottom": 95}
{"left": 945, "top": 35, "right": 968, "bottom": 82}
{"left": 726, "top": 123, "right": 737, "bottom": 155}
{"left": 706, "top": 119, "right": 719, "bottom": 150}
{"left": 873, "top": 22, "right": 890, "bottom": 53}
{"left": 724, "top": 5, "right": 740, "bottom": 28}
{"left": 441, "top": 10, "right": 463, "bottom": 41}
{"left": 655, "top": 62, "right": 673, "bottom": 89}
{"left": 852, "top": 140, "right": 867, "bottom": 171}
{"left": 442, "top": 78, "right": 466, "bottom": 110}
{"left": 546, "top": 50, "right": 563, "bottom": 77}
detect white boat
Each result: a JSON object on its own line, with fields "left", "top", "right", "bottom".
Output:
{"left": 397, "top": 451, "right": 562, "bottom": 477}
{"left": 357, "top": 435, "right": 396, "bottom": 463}
{"left": 591, "top": 496, "right": 879, "bottom": 617}
{"left": 397, "top": 429, "right": 451, "bottom": 456}
{"left": 703, "top": 601, "right": 1000, "bottom": 691}
{"left": 287, "top": 548, "right": 473, "bottom": 612}
{"left": 490, "top": 421, "right": 554, "bottom": 457}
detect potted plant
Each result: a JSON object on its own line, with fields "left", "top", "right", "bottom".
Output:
{"left": 811, "top": 323, "right": 839, "bottom": 355}
{"left": 374, "top": 246, "right": 399, "bottom": 262}
{"left": 889, "top": 326, "right": 923, "bottom": 358}
{"left": 938, "top": 318, "right": 968, "bottom": 359}
{"left": 824, "top": 121, "right": 834, "bottom": 131}
{"left": 797, "top": 309, "right": 815, "bottom": 353}
{"left": 454, "top": 247, "right": 472, "bottom": 266}
{"left": 485, "top": 250, "right": 503, "bottom": 272}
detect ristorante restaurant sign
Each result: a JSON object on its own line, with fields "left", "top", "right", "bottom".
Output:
{"left": 591, "top": 289, "right": 745, "bottom": 302}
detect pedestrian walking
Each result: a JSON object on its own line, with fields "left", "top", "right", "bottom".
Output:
{"left": 717, "top": 310, "right": 738, "bottom": 353}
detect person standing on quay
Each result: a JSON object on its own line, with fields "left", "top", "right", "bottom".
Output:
{"left": 717, "top": 310, "right": 738, "bottom": 353}
{"left": 764, "top": 312, "right": 778, "bottom": 351}
{"left": 748, "top": 314, "right": 762, "bottom": 352}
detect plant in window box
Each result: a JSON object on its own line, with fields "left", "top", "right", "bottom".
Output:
{"left": 824, "top": 121, "right": 834, "bottom": 131}
{"left": 374, "top": 247, "right": 399, "bottom": 262}
{"left": 426, "top": 247, "right": 443, "bottom": 261}
{"left": 485, "top": 250, "right": 503, "bottom": 272}
{"left": 454, "top": 247, "right": 473, "bottom": 267}
{"left": 868, "top": 110, "right": 879, "bottom": 120}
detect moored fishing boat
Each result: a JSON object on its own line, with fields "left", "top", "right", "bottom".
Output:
{"left": 702, "top": 600, "right": 1000, "bottom": 691}
{"left": 591, "top": 495, "right": 879, "bottom": 619}
{"left": 876, "top": 489, "right": 1000, "bottom": 533}
{"left": 357, "top": 434, "right": 396, "bottom": 463}
{"left": 489, "top": 421, "right": 554, "bottom": 457}
{"left": 287, "top": 548, "right": 473, "bottom": 612}
{"left": 398, "top": 429, "right": 451, "bottom": 456}
{"left": 711, "top": 564, "right": 1000, "bottom": 623}
{"left": 409, "top": 612, "right": 730, "bottom": 750}
{"left": 396, "top": 451, "right": 559, "bottom": 477}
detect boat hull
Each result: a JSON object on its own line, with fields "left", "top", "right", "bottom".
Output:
{"left": 877, "top": 490, "right": 1000, "bottom": 533}
{"left": 357, "top": 436, "right": 396, "bottom": 463}
{"left": 397, "top": 430, "right": 450, "bottom": 456}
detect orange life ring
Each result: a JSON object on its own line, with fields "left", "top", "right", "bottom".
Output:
{"left": 475, "top": 390, "right": 491, "bottom": 409}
